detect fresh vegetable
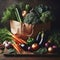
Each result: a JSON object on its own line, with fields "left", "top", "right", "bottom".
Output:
{"left": 40, "top": 11, "right": 52, "bottom": 23}
{"left": 31, "top": 43, "right": 39, "bottom": 51}
{"left": 38, "top": 31, "right": 44, "bottom": 46}
{"left": 12, "top": 38, "right": 21, "bottom": 44}
{"left": 20, "top": 43, "right": 39, "bottom": 51}
{"left": 22, "top": 4, "right": 30, "bottom": 17}
{"left": 34, "top": 4, "right": 43, "bottom": 16}
{"left": 48, "top": 47, "right": 53, "bottom": 53}
{"left": 28, "top": 46, "right": 32, "bottom": 51}
{"left": 34, "top": 4, "right": 53, "bottom": 23}
{"left": 11, "top": 34, "right": 27, "bottom": 44}
{"left": 35, "top": 32, "right": 41, "bottom": 43}
{"left": 25, "top": 4, "right": 30, "bottom": 11}
{"left": 27, "top": 37, "right": 34, "bottom": 46}
{"left": 22, "top": 10, "right": 27, "bottom": 17}
{"left": 1, "top": 3, "right": 24, "bottom": 23}
{"left": 1, "top": 4, "right": 16, "bottom": 23}
{"left": 45, "top": 42, "right": 49, "bottom": 47}
{"left": 24, "top": 12, "right": 40, "bottom": 24}
{"left": 50, "top": 32, "right": 60, "bottom": 48}
{"left": 34, "top": 47, "right": 47, "bottom": 54}
{"left": 12, "top": 43, "right": 22, "bottom": 54}
{"left": 0, "top": 28, "right": 27, "bottom": 53}
{"left": 20, "top": 43, "right": 28, "bottom": 51}
{"left": 0, "top": 28, "right": 26, "bottom": 44}
{"left": 3, "top": 41, "right": 11, "bottom": 48}
{"left": 8, "top": 48, "right": 16, "bottom": 54}
{"left": 3, "top": 41, "right": 12, "bottom": 49}
{"left": 45, "top": 39, "right": 52, "bottom": 48}
{"left": 20, "top": 43, "right": 32, "bottom": 51}
{"left": 1, "top": 3, "right": 53, "bottom": 24}
{"left": 0, "top": 28, "right": 13, "bottom": 43}
{"left": 15, "top": 8, "right": 22, "bottom": 22}
{"left": 52, "top": 45, "right": 57, "bottom": 49}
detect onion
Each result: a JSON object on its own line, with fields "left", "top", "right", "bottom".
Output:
{"left": 32, "top": 43, "right": 39, "bottom": 50}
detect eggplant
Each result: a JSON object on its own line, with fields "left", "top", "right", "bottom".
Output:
{"left": 35, "top": 31, "right": 44, "bottom": 46}
{"left": 35, "top": 32, "right": 41, "bottom": 43}
{"left": 39, "top": 31, "right": 44, "bottom": 46}
{"left": 38, "top": 31, "right": 51, "bottom": 47}
{"left": 20, "top": 44, "right": 28, "bottom": 51}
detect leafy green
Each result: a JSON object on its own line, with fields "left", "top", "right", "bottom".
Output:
{"left": 1, "top": 3, "right": 53, "bottom": 24}
{"left": 25, "top": 4, "right": 31, "bottom": 11}
{"left": 50, "top": 32, "right": 60, "bottom": 47}
{"left": 8, "top": 48, "right": 17, "bottom": 54}
{"left": 1, "top": 3, "right": 25, "bottom": 23}
{"left": 27, "top": 37, "right": 34, "bottom": 46}
{"left": 34, "top": 4, "right": 43, "bottom": 15}
{"left": 0, "top": 28, "right": 12, "bottom": 43}
{"left": 34, "top": 4, "right": 50, "bottom": 15}
{"left": 34, "top": 4, "right": 53, "bottom": 23}
{"left": 24, "top": 12, "right": 40, "bottom": 24}
{"left": 1, "top": 4, "right": 16, "bottom": 23}
{"left": 40, "top": 11, "right": 52, "bottom": 23}
{"left": 34, "top": 47, "right": 47, "bottom": 54}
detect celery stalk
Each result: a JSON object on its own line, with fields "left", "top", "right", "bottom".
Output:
{"left": 15, "top": 8, "right": 22, "bottom": 22}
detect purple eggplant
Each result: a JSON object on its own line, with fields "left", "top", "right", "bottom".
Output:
{"left": 20, "top": 44, "right": 28, "bottom": 51}
{"left": 35, "top": 32, "right": 41, "bottom": 43}
{"left": 39, "top": 31, "right": 44, "bottom": 46}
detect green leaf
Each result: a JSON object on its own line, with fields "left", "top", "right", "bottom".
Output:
{"left": 0, "top": 28, "right": 12, "bottom": 43}
{"left": 15, "top": 8, "right": 22, "bottom": 22}
{"left": 27, "top": 37, "right": 34, "bottom": 46}
{"left": 34, "top": 47, "right": 47, "bottom": 54}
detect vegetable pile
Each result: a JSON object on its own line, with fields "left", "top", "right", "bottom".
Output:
{"left": 1, "top": 3, "right": 53, "bottom": 24}
{"left": 0, "top": 28, "right": 45, "bottom": 54}
{"left": 0, "top": 28, "right": 60, "bottom": 54}
{"left": 0, "top": 3, "right": 59, "bottom": 55}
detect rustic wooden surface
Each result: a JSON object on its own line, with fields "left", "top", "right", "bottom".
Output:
{"left": 0, "top": 54, "right": 60, "bottom": 60}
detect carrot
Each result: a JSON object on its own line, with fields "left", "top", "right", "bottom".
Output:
{"left": 13, "top": 38, "right": 22, "bottom": 44}
{"left": 12, "top": 43, "right": 22, "bottom": 54}
{"left": 11, "top": 34, "right": 27, "bottom": 44}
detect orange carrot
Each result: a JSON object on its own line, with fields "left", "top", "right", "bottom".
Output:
{"left": 12, "top": 43, "right": 22, "bottom": 54}
{"left": 11, "top": 34, "right": 27, "bottom": 44}
{"left": 13, "top": 38, "right": 22, "bottom": 44}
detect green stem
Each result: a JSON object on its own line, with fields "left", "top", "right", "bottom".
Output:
{"left": 15, "top": 8, "right": 22, "bottom": 22}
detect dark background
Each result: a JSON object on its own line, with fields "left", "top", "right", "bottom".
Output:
{"left": 0, "top": 0, "right": 60, "bottom": 30}
{"left": 0, "top": 0, "right": 60, "bottom": 59}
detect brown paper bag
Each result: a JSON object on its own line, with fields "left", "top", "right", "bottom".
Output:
{"left": 10, "top": 20, "right": 51, "bottom": 40}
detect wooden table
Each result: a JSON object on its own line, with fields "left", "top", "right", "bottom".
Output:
{"left": 0, "top": 54, "right": 60, "bottom": 60}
